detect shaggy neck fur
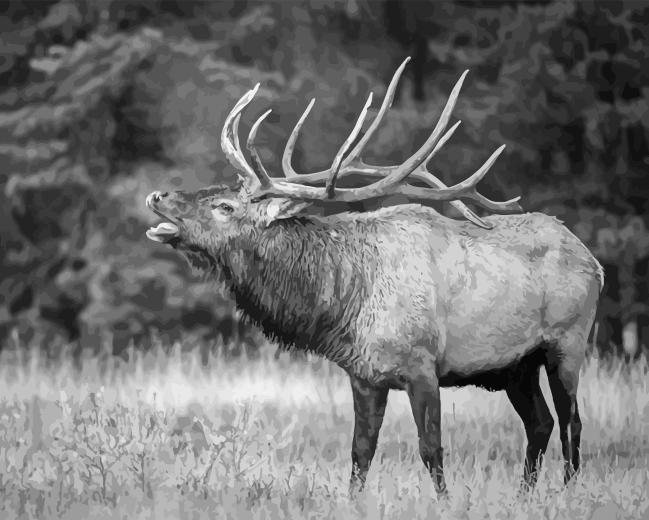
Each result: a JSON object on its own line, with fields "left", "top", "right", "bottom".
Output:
{"left": 218, "top": 216, "right": 375, "bottom": 363}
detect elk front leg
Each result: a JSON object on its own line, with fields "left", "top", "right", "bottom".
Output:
{"left": 349, "top": 376, "right": 389, "bottom": 497}
{"left": 407, "top": 376, "right": 447, "bottom": 497}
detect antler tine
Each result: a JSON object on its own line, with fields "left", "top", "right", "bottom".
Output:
{"left": 426, "top": 120, "right": 462, "bottom": 164}
{"left": 221, "top": 83, "right": 261, "bottom": 187}
{"left": 450, "top": 145, "right": 506, "bottom": 190}
{"left": 412, "top": 120, "right": 493, "bottom": 229}
{"left": 412, "top": 170, "right": 491, "bottom": 229}
{"left": 282, "top": 98, "right": 315, "bottom": 179}
{"left": 281, "top": 58, "right": 410, "bottom": 181}
{"left": 342, "top": 56, "right": 410, "bottom": 169}
{"left": 472, "top": 193, "right": 521, "bottom": 212}
{"left": 395, "top": 144, "right": 522, "bottom": 212}
{"left": 246, "top": 109, "right": 273, "bottom": 188}
{"left": 233, "top": 114, "right": 244, "bottom": 156}
{"left": 395, "top": 144, "right": 521, "bottom": 212}
{"left": 361, "top": 69, "right": 468, "bottom": 195}
{"left": 326, "top": 92, "right": 373, "bottom": 198}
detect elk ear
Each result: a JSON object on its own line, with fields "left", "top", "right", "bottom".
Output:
{"left": 263, "top": 198, "right": 310, "bottom": 224}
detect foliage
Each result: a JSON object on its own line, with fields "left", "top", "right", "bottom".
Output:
{"left": 0, "top": 342, "right": 648, "bottom": 518}
{"left": 0, "top": 0, "right": 647, "bottom": 355}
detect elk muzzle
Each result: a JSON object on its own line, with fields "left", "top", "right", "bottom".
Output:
{"left": 146, "top": 191, "right": 180, "bottom": 244}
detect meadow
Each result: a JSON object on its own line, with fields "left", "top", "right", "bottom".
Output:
{"left": 0, "top": 338, "right": 648, "bottom": 520}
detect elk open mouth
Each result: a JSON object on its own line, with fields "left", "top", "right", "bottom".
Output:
{"left": 146, "top": 221, "right": 179, "bottom": 243}
{"left": 146, "top": 192, "right": 181, "bottom": 244}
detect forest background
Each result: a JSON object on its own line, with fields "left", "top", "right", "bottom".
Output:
{"left": 1, "top": 0, "right": 648, "bottom": 359}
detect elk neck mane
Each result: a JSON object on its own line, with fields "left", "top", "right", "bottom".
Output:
{"left": 215, "top": 212, "right": 381, "bottom": 361}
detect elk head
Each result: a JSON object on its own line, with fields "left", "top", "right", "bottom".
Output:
{"left": 145, "top": 184, "right": 311, "bottom": 281}
{"left": 146, "top": 185, "right": 307, "bottom": 247}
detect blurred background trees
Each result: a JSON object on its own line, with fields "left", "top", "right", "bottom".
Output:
{"left": 1, "top": 0, "right": 647, "bottom": 359}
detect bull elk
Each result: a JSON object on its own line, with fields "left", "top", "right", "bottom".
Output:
{"left": 146, "top": 58, "right": 603, "bottom": 496}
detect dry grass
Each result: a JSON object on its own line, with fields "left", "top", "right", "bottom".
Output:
{"left": 0, "top": 340, "right": 648, "bottom": 519}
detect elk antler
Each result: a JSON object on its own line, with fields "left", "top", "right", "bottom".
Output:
{"left": 221, "top": 58, "right": 522, "bottom": 229}
{"left": 221, "top": 84, "right": 261, "bottom": 189}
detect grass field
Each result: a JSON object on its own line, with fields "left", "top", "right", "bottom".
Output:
{"left": 0, "top": 339, "right": 648, "bottom": 520}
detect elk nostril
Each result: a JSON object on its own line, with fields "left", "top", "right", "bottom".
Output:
{"left": 152, "top": 191, "right": 170, "bottom": 202}
{"left": 146, "top": 191, "right": 164, "bottom": 207}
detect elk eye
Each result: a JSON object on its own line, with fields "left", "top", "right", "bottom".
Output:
{"left": 214, "top": 202, "right": 234, "bottom": 214}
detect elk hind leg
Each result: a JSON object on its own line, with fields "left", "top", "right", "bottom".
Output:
{"left": 546, "top": 333, "right": 584, "bottom": 484}
{"left": 506, "top": 362, "right": 554, "bottom": 489}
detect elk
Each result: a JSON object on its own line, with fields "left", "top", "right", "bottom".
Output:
{"left": 146, "top": 58, "right": 603, "bottom": 497}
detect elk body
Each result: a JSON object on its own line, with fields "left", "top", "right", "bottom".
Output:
{"left": 146, "top": 58, "right": 603, "bottom": 496}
